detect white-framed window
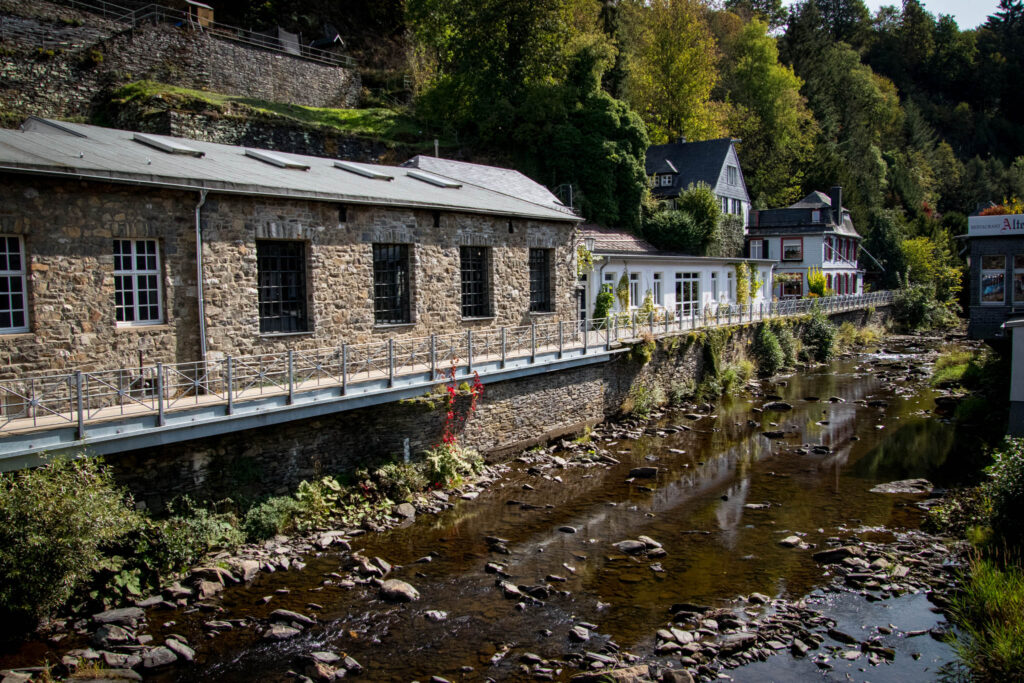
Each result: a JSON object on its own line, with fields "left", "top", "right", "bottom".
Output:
{"left": 660, "top": 174, "right": 673, "bottom": 187}
{"left": 0, "top": 236, "right": 28, "bottom": 333}
{"left": 981, "top": 254, "right": 1006, "bottom": 305}
{"left": 749, "top": 239, "right": 763, "bottom": 260}
{"left": 629, "top": 272, "right": 641, "bottom": 307}
{"left": 711, "top": 271, "right": 719, "bottom": 300}
{"left": 727, "top": 165, "right": 738, "bottom": 185}
{"left": 727, "top": 271, "right": 735, "bottom": 301}
{"left": 676, "top": 272, "right": 700, "bottom": 316}
{"left": 653, "top": 272, "right": 663, "bottom": 305}
{"left": 731, "top": 198, "right": 741, "bottom": 215}
{"left": 1015, "top": 255, "right": 1024, "bottom": 303}
{"left": 114, "top": 239, "right": 163, "bottom": 325}
{"left": 604, "top": 271, "right": 616, "bottom": 285}
{"left": 782, "top": 238, "right": 803, "bottom": 261}
{"left": 720, "top": 196, "right": 729, "bottom": 213}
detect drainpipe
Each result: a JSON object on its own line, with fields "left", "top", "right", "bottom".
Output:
{"left": 195, "top": 189, "right": 208, "bottom": 363}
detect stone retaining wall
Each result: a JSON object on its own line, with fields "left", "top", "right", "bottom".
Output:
{"left": 1, "top": 1, "right": 360, "bottom": 122}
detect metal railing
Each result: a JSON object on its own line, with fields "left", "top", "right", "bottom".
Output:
{"left": 0, "top": 291, "right": 893, "bottom": 437}
{"left": 46, "top": 0, "right": 358, "bottom": 68}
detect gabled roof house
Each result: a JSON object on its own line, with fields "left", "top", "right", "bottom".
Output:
{"left": 645, "top": 138, "right": 750, "bottom": 226}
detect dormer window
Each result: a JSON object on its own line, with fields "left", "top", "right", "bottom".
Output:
{"left": 659, "top": 174, "right": 673, "bottom": 187}
{"left": 811, "top": 209, "right": 821, "bottom": 223}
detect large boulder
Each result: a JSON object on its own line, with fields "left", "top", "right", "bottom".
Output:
{"left": 379, "top": 579, "right": 420, "bottom": 602}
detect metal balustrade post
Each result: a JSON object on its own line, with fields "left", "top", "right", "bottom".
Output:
{"left": 430, "top": 335, "right": 437, "bottom": 377}
{"left": 631, "top": 312, "right": 637, "bottom": 338}
{"left": 341, "top": 344, "right": 348, "bottom": 395}
{"left": 226, "top": 356, "right": 233, "bottom": 415}
{"left": 606, "top": 318, "right": 612, "bottom": 350}
{"left": 583, "top": 320, "right": 589, "bottom": 355}
{"left": 501, "top": 327, "right": 507, "bottom": 368}
{"left": 531, "top": 323, "right": 537, "bottom": 363}
{"left": 467, "top": 330, "right": 474, "bottom": 374}
{"left": 558, "top": 321, "right": 564, "bottom": 359}
{"left": 388, "top": 338, "right": 395, "bottom": 387}
{"left": 288, "top": 350, "right": 295, "bottom": 403}
{"left": 156, "top": 363, "right": 165, "bottom": 426}
{"left": 75, "top": 370, "right": 85, "bottom": 439}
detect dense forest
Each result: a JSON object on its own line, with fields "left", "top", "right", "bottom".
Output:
{"left": 215, "top": 0, "right": 1024, "bottom": 295}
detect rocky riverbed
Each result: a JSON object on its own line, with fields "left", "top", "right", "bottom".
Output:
{"left": 0, "top": 334, "right": 985, "bottom": 682}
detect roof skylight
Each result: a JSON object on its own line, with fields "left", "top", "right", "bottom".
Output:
{"left": 244, "top": 148, "right": 309, "bottom": 170}
{"left": 406, "top": 169, "right": 462, "bottom": 189}
{"left": 133, "top": 133, "right": 204, "bottom": 157}
{"left": 334, "top": 160, "right": 393, "bottom": 180}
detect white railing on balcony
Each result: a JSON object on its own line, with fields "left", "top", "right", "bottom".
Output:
{"left": 0, "top": 291, "right": 893, "bottom": 437}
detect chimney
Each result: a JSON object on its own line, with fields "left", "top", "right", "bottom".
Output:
{"left": 829, "top": 185, "right": 842, "bottom": 224}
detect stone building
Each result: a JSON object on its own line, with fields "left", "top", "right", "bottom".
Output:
{"left": 0, "top": 118, "right": 579, "bottom": 378}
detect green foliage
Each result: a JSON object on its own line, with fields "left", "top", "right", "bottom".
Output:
{"left": 835, "top": 322, "right": 884, "bottom": 352}
{"left": 947, "top": 555, "right": 1024, "bottom": 681}
{"left": 719, "top": 360, "right": 754, "bottom": 395}
{"left": 985, "top": 438, "right": 1024, "bottom": 547}
{"left": 293, "top": 476, "right": 343, "bottom": 532}
{"left": 773, "top": 323, "right": 797, "bottom": 366}
{"left": 372, "top": 461, "right": 428, "bottom": 502}
{"left": 734, "top": 262, "right": 751, "bottom": 305}
{"left": 0, "top": 458, "right": 142, "bottom": 623}
{"left": 629, "top": 332, "right": 657, "bottom": 365}
{"left": 924, "top": 487, "right": 991, "bottom": 538}
{"left": 158, "top": 497, "right": 244, "bottom": 572}
{"left": 593, "top": 284, "right": 614, "bottom": 322}
{"left": 801, "top": 307, "right": 837, "bottom": 362}
{"left": 931, "top": 349, "right": 985, "bottom": 388}
{"left": 576, "top": 244, "right": 595, "bottom": 277}
{"left": 624, "top": 383, "right": 665, "bottom": 418}
{"left": 708, "top": 214, "right": 747, "bottom": 258}
{"left": 752, "top": 323, "right": 784, "bottom": 377}
{"left": 806, "top": 266, "right": 828, "bottom": 297}
{"left": 616, "top": 272, "right": 631, "bottom": 310}
{"left": 643, "top": 183, "right": 722, "bottom": 254}
{"left": 425, "top": 442, "right": 483, "bottom": 487}
{"left": 242, "top": 496, "right": 302, "bottom": 542}
{"left": 667, "top": 380, "right": 695, "bottom": 405}
{"left": 892, "top": 273, "right": 959, "bottom": 331}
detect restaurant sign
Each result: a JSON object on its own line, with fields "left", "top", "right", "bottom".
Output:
{"left": 969, "top": 214, "right": 1024, "bottom": 237}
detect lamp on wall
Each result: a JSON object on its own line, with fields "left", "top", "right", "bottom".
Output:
{"left": 584, "top": 235, "right": 596, "bottom": 253}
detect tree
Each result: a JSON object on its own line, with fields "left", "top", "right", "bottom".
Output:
{"left": 722, "top": 19, "right": 817, "bottom": 206}
{"left": 642, "top": 183, "right": 721, "bottom": 254}
{"left": 724, "top": 0, "right": 788, "bottom": 30}
{"left": 620, "top": 0, "right": 724, "bottom": 143}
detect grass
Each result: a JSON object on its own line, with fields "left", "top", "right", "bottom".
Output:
{"left": 835, "top": 321, "right": 885, "bottom": 352}
{"left": 948, "top": 554, "right": 1024, "bottom": 680}
{"left": 931, "top": 349, "right": 985, "bottom": 389}
{"left": 107, "top": 80, "right": 435, "bottom": 145}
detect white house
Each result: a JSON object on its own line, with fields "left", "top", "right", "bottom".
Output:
{"left": 645, "top": 138, "right": 751, "bottom": 227}
{"left": 746, "top": 187, "right": 863, "bottom": 298}
{"left": 578, "top": 226, "right": 775, "bottom": 324}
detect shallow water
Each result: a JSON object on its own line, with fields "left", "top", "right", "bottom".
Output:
{"left": 7, "top": 348, "right": 976, "bottom": 681}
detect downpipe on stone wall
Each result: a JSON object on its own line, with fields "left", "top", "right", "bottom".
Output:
{"left": 195, "top": 189, "right": 208, "bottom": 363}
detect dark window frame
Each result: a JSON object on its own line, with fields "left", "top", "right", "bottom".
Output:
{"left": 373, "top": 243, "right": 412, "bottom": 324}
{"left": 114, "top": 238, "right": 163, "bottom": 326}
{"left": 256, "top": 239, "right": 309, "bottom": 333}
{"left": 529, "top": 248, "right": 552, "bottom": 313}
{"left": 460, "top": 245, "right": 490, "bottom": 318}
{"left": 0, "top": 235, "right": 28, "bottom": 333}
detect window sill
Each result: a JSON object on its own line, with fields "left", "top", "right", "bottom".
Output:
{"left": 373, "top": 322, "right": 415, "bottom": 330}
{"left": 528, "top": 310, "right": 556, "bottom": 316}
{"left": 259, "top": 330, "right": 315, "bottom": 338}
{"left": 0, "top": 331, "right": 33, "bottom": 339}
{"left": 115, "top": 323, "right": 172, "bottom": 333}
{"left": 461, "top": 316, "right": 496, "bottom": 322}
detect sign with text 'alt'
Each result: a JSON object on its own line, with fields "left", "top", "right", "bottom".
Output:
{"left": 969, "top": 214, "right": 1024, "bottom": 237}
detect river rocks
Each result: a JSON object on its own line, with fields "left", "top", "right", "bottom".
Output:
{"left": 812, "top": 545, "right": 864, "bottom": 564}
{"left": 629, "top": 467, "right": 658, "bottom": 479}
{"left": 778, "top": 535, "right": 802, "bottom": 547}
{"left": 763, "top": 401, "right": 793, "bottom": 411}
{"left": 141, "top": 646, "right": 177, "bottom": 669}
{"left": 380, "top": 579, "right": 420, "bottom": 602}
{"left": 569, "top": 625, "right": 590, "bottom": 642}
{"left": 870, "top": 478, "right": 933, "bottom": 494}
{"left": 92, "top": 624, "right": 132, "bottom": 649}
{"left": 263, "top": 624, "right": 302, "bottom": 641}
{"left": 93, "top": 607, "right": 145, "bottom": 626}
{"left": 270, "top": 609, "right": 316, "bottom": 626}
{"left": 164, "top": 638, "right": 195, "bottom": 662}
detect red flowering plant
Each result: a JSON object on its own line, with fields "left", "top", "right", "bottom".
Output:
{"left": 426, "top": 362, "right": 484, "bottom": 488}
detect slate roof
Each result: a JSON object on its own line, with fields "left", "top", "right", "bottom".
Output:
{"left": 0, "top": 118, "right": 579, "bottom": 223}
{"left": 748, "top": 189, "right": 861, "bottom": 238}
{"left": 402, "top": 155, "right": 574, "bottom": 217}
{"left": 645, "top": 138, "right": 736, "bottom": 198}
{"left": 788, "top": 191, "right": 833, "bottom": 209}
{"left": 582, "top": 225, "right": 659, "bottom": 254}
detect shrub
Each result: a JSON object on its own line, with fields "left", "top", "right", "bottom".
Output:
{"left": 667, "top": 380, "right": 695, "bottom": 405}
{"left": 242, "top": 496, "right": 302, "bottom": 541}
{"left": 752, "top": 324, "right": 784, "bottom": 377}
{"left": 947, "top": 555, "right": 1024, "bottom": 680}
{"left": 425, "top": 442, "right": 483, "bottom": 487}
{"left": 593, "top": 285, "right": 614, "bottom": 323}
{"left": 629, "top": 332, "right": 656, "bottom": 364}
{"left": 924, "top": 487, "right": 991, "bottom": 537}
{"left": 624, "top": 384, "right": 665, "bottom": 418}
{"left": 0, "top": 458, "right": 142, "bottom": 624}
{"left": 158, "top": 497, "right": 243, "bottom": 572}
{"left": 802, "top": 308, "right": 837, "bottom": 362}
{"left": 372, "top": 461, "right": 428, "bottom": 502}
{"left": 807, "top": 267, "right": 829, "bottom": 296}
{"left": 773, "top": 324, "right": 797, "bottom": 366}
{"left": 985, "top": 438, "right": 1024, "bottom": 547}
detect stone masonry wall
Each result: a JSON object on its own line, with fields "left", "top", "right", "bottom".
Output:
{"left": 0, "top": 176, "right": 199, "bottom": 377}
{"left": 1, "top": 2, "right": 360, "bottom": 122}
{"left": 0, "top": 175, "right": 575, "bottom": 375}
